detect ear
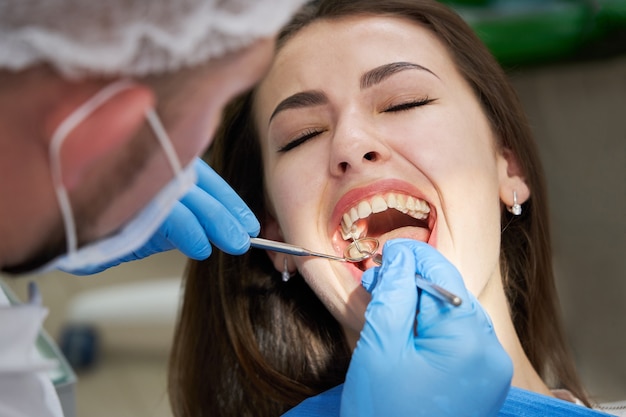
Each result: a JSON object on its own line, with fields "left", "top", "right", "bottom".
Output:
{"left": 44, "top": 83, "right": 155, "bottom": 190}
{"left": 262, "top": 213, "right": 296, "bottom": 276}
{"left": 497, "top": 147, "right": 530, "bottom": 208}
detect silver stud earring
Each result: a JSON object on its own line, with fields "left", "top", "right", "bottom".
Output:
{"left": 282, "top": 258, "right": 291, "bottom": 282}
{"left": 509, "top": 191, "right": 522, "bottom": 216}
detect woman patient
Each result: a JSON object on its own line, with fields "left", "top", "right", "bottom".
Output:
{"left": 168, "top": 1, "right": 595, "bottom": 415}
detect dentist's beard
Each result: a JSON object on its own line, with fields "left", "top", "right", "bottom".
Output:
{"left": 1, "top": 135, "right": 155, "bottom": 275}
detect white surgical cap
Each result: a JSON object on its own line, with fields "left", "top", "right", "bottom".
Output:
{"left": 0, "top": 0, "right": 308, "bottom": 79}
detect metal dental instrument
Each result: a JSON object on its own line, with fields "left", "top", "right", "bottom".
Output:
{"left": 250, "top": 236, "right": 462, "bottom": 307}
{"left": 344, "top": 236, "right": 463, "bottom": 307}
{"left": 343, "top": 236, "right": 380, "bottom": 262}
{"left": 250, "top": 237, "right": 347, "bottom": 262}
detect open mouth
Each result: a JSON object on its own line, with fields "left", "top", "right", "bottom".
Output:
{"left": 333, "top": 192, "right": 433, "bottom": 270}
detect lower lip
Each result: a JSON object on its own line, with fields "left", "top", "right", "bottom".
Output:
{"left": 348, "top": 263, "right": 366, "bottom": 282}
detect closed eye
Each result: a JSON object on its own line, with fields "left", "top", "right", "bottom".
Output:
{"left": 384, "top": 97, "right": 436, "bottom": 113}
{"left": 278, "top": 128, "right": 325, "bottom": 152}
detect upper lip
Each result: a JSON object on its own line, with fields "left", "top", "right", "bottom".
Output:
{"left": 330, "top": 179, "right": 435, "bottom": 256}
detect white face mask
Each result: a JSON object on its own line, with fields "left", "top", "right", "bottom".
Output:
{"left": 37, "top": 79, "right": 196, "bottom": 273}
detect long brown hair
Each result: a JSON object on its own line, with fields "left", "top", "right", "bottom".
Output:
{"left": 168, "top": 91, "right": 351, "bottom": 416}
{"left": 169, "top": 1, "right": 588, "bottom": 415}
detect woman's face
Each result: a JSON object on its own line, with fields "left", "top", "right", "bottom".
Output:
{"left": 254, "top": 16, "right": 513, "bottom": 340}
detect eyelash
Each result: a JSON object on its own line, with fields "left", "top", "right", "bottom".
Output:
{"left": 278, "top": 97, "right": 436, "bottom": 153}
{"left": 278, "top": 128, "right": 324, "bottom": 153}
{"left": 383, "top": 96, "right": 436, "bottom": 112}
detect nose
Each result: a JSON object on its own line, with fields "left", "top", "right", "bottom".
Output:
{"left": 329, "top": 115, "right": 390, "bottom": 176}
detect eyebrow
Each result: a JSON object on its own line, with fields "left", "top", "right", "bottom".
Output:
{"left": 269, "top": 90, "right": 328, "bottom": 123}
{"left": 360, "top": 61, "right": 438, "bottom": 89}
{"left": 268, "top": 62, "right": 438, "bottom": 124}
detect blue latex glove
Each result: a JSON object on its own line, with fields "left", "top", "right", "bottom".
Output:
{"left": 341, "top": 239, "right": 513, "bottom": 417}
{"left": 65, "top": 158, "right": 260, "bottom": 275}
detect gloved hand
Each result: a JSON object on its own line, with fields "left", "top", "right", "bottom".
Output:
{"left": 341, "top": 239, "right": 513, "bottom": 417}
{"left": 66, "top": 158, "right": 260, "bottom": 275}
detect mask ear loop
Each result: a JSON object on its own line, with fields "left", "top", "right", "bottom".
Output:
{"left": 144, "top": 108, "right": 183, "bottom": 178}
{"left": 49, "top": 79, "right": 138, "bottom": 258}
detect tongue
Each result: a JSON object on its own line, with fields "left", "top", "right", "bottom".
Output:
{"left": 379, "top": 225, "right": 430, "bottom": 243}
{"left": 374, "top": 225, "right": 431, "bottom": 260}
{"left": 357, "top": 226, "right": 430, "bottom": 270}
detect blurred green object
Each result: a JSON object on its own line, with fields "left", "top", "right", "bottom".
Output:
{"left": 442, "top": 0, "right": 494, "bottom": 5}
{"left": 439, "top": 0, "right": 626, "bottom": 66}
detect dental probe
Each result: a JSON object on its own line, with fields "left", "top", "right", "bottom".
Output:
{"left": 343, "top": 237, "right": 462, "bottom": 307}
{"left": 249, "top": 237, "right": 347, "bottom": 262}
{"left": 370, "top": 253, "right": 463, "bottom": 307}
{"left": 250, "top": 237, "right": 462, "bottom": 307}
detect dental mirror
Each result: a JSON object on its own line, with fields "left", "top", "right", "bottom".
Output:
{"left": 249, "top": 236, "right": 461, "bottom": 307}
{"left": 344, "top": 236, "right": 462, "bottom": 307}
{"left": 343, "top": 237, "right": 380, "bottom": 262}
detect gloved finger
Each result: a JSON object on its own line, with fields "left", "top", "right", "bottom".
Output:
{"left": 390, "top": 239, "right": 472, "bottom": 309}
{"left": 360, "top": 243, "right": 419, "bottom": 353}
{"left": 155, "top": 200, "right": 212, "bottom": 260}
{"left": 360, "top": 266, "right": 380, "bottom": 293}
{"left": 180, "top": 184, "right": 251, "bottom": 255}
{"left": 194, "top": 159, "right": 260, "bottom": 237}
{"left": 388, "top": 240, "right": 499, "bottom": 352}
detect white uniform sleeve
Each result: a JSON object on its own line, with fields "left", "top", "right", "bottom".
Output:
{"left": 0, "top": 287, "right": 65, "bottom": 417}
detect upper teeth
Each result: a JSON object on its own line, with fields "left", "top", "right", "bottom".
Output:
{"left": 340, "top": 192, "right": 430, "bottom": 240}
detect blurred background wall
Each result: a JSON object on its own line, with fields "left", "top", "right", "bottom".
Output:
{"left": 511, "top": 55, "right": 626, "bottom": 402}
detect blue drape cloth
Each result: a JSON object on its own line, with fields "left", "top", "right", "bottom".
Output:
{"left": 282, "top": 385, "right": 613, "bottom": 417}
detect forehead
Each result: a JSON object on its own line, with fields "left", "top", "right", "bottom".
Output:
{"left": 255, "top": 14, "right": 459, "bottom": 114}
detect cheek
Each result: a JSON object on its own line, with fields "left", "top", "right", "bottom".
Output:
{"left": 397, "top": 109, "right": 496, "bottom": 174}
{"left": 391, "top": 109, "right": 502, "bottom": 295}
{"left": 299, "top": 258, "right": 370, "bottom": 336}
{"left": 172, "top": 114, "right": 220, "bottom": 166}
{"left": 264, "top": 158, "right": 322, "bottom": 237}
{"left": 439, "top": 181, "right": 502, "bottom": 299}
{"left": 454, "top": 204, "right": 502, "bottom": 295}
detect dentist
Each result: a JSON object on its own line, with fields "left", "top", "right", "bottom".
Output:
{"left": 0, "top": 1, "right": 306, "bottom": 415}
